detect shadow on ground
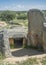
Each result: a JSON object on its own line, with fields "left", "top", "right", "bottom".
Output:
{"left": 11, "top": 48, "right": 45, "bottom": 57}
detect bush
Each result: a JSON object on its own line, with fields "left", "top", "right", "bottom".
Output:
{"left": 17, "top": 14, "right": 27, "bottom": 20}
{"left": 0, "top": 11, "right": 15, "bottom": 22}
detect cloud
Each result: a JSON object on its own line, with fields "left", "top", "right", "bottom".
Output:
{"left": 8, "top": 4, "right": 25, "bottom": 11}
{"left": 2, "top": 4, "right": 25, "bottom": 11}
{"left": 24, "top": 4, "right": 46, "bottom": 10}
{"left": 17, "top": 5, "right": 24, "bottom": 8}
{"left": 0, "top": 4, "right": 46, "bottom": 11}
{"left": 17, "top": 5, "right": 22, "bottom": 8}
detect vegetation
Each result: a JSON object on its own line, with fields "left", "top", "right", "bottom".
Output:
{"left": 16, "top": 13, "right": 27, "bottom": 20}
{"left": 0, "top": 58, "right": 38, "bottom": 65}
{"left": 43, "top": 10, "right": 46, "bottom": 17}
{"left": 17, "top": 58, "right": 38, "bottom": 65}
{"left": 0, "top": 11, "right": 15, "bottom": 22}
{"left": 0, "top": 53, "right": 5, "bottom": 61}
{"left": 0, "top": 11, "right": 28, "bottom": 28}
{"left": 0, "top": 10, "right": 46, "bottom": 21}
{"left": 23, "top": 44, "right": 27, "bottom": 48}
{"left": 0, "top": 11, "right": 27, "bottom": 21}
{"left": 41, "top": 56, "right": 46, "bottom": 65}
{"left": 0, "top": 10, "right": 46, "bottom": 28}
{"left": 10, "top": 44, "right": 14, "bottom": 49}
{"left": 0, "top": 55, "right": 46, "bottom": 65}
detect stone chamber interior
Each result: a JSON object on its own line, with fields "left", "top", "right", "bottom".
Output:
{"left": 9, "top": 38, "right": 23, "bottom": 48}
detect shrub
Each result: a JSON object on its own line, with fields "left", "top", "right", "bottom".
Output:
{"left": 17, "top": 14, "right": 27, "bottom": 20}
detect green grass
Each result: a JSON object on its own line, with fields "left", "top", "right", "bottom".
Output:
{"left": 0, "top": 58, "right": 38, "bottom": 65}
{"left": 17, "top": 58, "right": 38, "bottom": 65}
{"left": 18, "top": 58, "right": 38, "bottom": 65}
{"left": 14, "top": 58, "right": 38, "bottom": 65}
{"left": 0, "top": 53, "right": 5, "bottom": 62}
{"left": 10, "top": 44, "right": 14, "bottom": 49}
{"left": 41, "top": 59, "right": 46, "bottom": 65}
{"left": 0, "top": 62, "right": 13, "bottom": 65}
{"left": 41, "top": 56, "right": 46, "bottom": 65}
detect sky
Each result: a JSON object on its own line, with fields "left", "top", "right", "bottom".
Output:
{"left": 0, "top": 0, "right": 46, "bottom": 11}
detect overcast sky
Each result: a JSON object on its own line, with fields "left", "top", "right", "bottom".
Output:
{"left": 0, "top": 0, "right": 46, "bottom": 11}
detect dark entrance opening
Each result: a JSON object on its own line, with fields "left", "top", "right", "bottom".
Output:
{"left": 14, "top": 38, "right": 23, "bottom": 48}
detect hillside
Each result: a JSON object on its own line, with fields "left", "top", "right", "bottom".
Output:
{"left": 0, "top": 10, "right": 46, "bottom": 29}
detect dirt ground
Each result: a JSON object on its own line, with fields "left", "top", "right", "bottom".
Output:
{"left": 3, "top": 48, "right": 46, "bottom": 64}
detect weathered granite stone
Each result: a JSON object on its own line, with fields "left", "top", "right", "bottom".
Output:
{"left": 0, "top": 33, "right": 4, "bottom": 55}
{"left": 43, "top": 22, "right": 46, "bottom": 52}
{"left": 1, "top": 27, "right": 27, "bottom": 57}
{"left": 23, "top": 37, "right": 27, "bottom": 47}
{"left": 28, "top": 9, "right": 45, "bottom": 49}
{"left": 3, "top": 30, "right": 12, "bottom": 57}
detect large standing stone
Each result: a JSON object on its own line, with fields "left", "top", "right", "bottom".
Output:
{"left": 43, "top": 22, "right": 46, "bottom": 52}
{"left": 28, "top": 9, "right": 45, "bottom": 49}
{"left": 3, "top": 30, "right": 12, "bottom": 57}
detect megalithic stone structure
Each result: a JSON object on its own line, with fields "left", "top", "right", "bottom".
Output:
{"left": 0, "top": 9, "right": 46, "bottom": 58}
{"left": 0, "top": 27, "right": 27, "bottom": 57}
{"left": 28, "top": 9, "right": 45, "bottom": 49}
{"left": 3, "top": 30, "right": 12, "bottom": 57}
{"left": 0, "top": 30, "right": 12, "bottom": 57}
{"left": 43, "top": 21, "right": 46, "bottom": 52}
